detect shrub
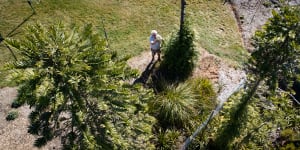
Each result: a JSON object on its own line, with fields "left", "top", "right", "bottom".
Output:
{"left": 189, "top": 77, "right": 217, "bottom": 116}
{"left": 6, "top": 110, "right": 19, "bottom": 121}
{"left": 157, "top": 129, "right": 181, "bottom": 150}
{"left": 149, "top": 82, "right": 197, "bottom": 129}
{"left": 158, "top": 22, "right": 198, "bottom": 83}
{"left": 11, "top": 99, "right": 23, "bottom": 108}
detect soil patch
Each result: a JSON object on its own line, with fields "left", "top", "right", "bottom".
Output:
{"left": 0, "top": 87, "right": 61, "bottom": 150}
{"left": 127, "top": 48, "right": 246, "bottom": 104}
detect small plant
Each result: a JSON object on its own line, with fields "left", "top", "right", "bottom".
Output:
{"left": 263, "top": 1, "right": 272, "bottom": 8}
{"left": 149, "top": 82, "right": 197, "bottom": 129}
{"left": 189, "top": 78, "right": 217, "bottom": 117}
{"left": 6, "top": 110, "right": 19, "bottom": 121}
{"left": 157, "top": 129, "right": 181, "bottom": 150}
{"left": 11, "top": 99, "right": 23, "bottom": 108}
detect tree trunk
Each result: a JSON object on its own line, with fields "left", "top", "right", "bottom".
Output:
{"left": 180, "top": 0, "right": 186, "bottom": 32}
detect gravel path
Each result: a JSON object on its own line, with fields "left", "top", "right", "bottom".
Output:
{"left": 0, "top": 87, "right": 61, "bottom": 150}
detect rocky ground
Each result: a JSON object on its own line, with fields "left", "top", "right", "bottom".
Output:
{"left": 230, "top": 0, "right": 300, "bottom": 51}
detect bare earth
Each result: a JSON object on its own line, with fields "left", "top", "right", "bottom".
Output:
{"left": 0, "top": 87, "right": 61, "bottom": 150}
{"left": 127, "top": 48, "right": 246, "bottom": 104}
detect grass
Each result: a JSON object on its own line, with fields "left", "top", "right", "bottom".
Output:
{"left": 0, "top": 0, "right": 247, "bottom": 87}
{"left": 188, "top": 0, "right": 249, "bottom": 64}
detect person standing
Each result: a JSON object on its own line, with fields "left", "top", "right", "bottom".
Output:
{"left": 149, "top": 30, "right": 163, "bottom": 61}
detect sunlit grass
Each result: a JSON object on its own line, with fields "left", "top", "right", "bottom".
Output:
{"left": 188, "top": 0, "right": 249, "bottom": 64}
{"left": 0, "top": 0, "right": 246, "bottom": 87}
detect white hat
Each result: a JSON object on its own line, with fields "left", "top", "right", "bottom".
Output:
{"left": 151, "top": 30, "right": 157, "bottom": 35}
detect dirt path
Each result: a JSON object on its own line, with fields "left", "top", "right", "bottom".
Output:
{"left": 127, "top": 48, "right": 246, "bottom": 104}
{"left": 0, "top": 87, "right": 61, "bottom": 150}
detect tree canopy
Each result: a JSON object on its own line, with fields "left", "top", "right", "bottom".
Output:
{"left": 5, "top": 23, "right": 156, "bottom": 149}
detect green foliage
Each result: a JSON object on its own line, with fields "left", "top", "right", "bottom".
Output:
{"left": 5, "top": 22, "right": 156, "bottom": 149}
{"left": 149, "top": 77, "right": 216, "bottom": 130}
{"left": 248, "top": 6, "right": 300, "bottom": 90}
{"left": 158, "top": 22, "right": 198, "bottom": 83}
{"left": 189, "top": 77, "right": 217, "bottom": 118}
{"left": 181, "top": 78, "right": 217, "bottom": 149}
{"left": 11, "top": 98, "right": 23, "bottom": 108}
{"left": 6, "top": 110, "right": 19, "bottom": 121}
{"left": 207, "top": 6, "right": 300, "bottom": 150}
{"left": 210, "top": 78, "right": 261, "bottom": 150}
{"left": 149, "top": 82, "right": 197, "bottom": 129}
{"left": 208, "top": 80, "right": 300, "bottom": 149}
{"left": 157, "top": 129, "right": 181, "bottom": 150}
{"left": 149, "top": 77, "right": 217, "bottom": 148}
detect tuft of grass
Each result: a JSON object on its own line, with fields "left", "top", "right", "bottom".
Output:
{"left": 149, "top": 82, "right": 197, "bottom": 129}
{"left": 6, "top": 110, "right": 19, "bottom": 121}
{"left": 189, "top": 77, "right": 217, "bottom": 119}
{"left": 157, "top": 129, "right": 181, "bottom": 149}
{"left": 0, "top": 0, "right": 246, "bottom": 87}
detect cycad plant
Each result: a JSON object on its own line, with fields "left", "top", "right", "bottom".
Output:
{"left": 5, "top": 23, "right": 156, "bottom": 149}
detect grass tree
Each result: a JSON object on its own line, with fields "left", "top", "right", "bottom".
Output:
{"left": 5, "top": 23, "right": 156, "bottom": 149}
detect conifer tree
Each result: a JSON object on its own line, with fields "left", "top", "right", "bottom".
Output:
{"left": 212, "top": 6, "right": 300, "bottom": 149}
{"left": 5, "top": 23, "right": 156, "bottom": 149}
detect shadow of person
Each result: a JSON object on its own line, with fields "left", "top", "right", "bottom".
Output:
{"left": 133, "top": 60, "right": 158, "bottom": 85}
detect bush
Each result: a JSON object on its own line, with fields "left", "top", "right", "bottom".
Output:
{"left": 189, "top": 78, "right": 217, "bottom": 116}
{"left": 149, "top": 82, "right": 197, "bottom": 129}
{"left": 6, "top": 110, "right": 19, "bottom": 121}
{"left": 158, "top": 22, "right": 198, "bottom": 83}
{"left": 11, "top": 99, "right": 23, "bottom": 108}
{"left": 157, "top": 129, "right": 181, "bottom": 150}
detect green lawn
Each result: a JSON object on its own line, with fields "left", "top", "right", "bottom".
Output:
{"left": 0, "top": 0, "right": 247, "bottom": 87}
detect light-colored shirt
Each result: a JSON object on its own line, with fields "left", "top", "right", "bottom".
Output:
{"left": 150, "top": 34, "right": 162, "bottom": 50}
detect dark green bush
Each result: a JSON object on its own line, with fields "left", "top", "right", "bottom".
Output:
{"left": 6, "top": 110, "right": 19, "bottom": 121}
{"left": 11, "top": 99, "right": 23, "bottom": 108}
{"left": 158, "top": 22, "right": 198, "bottom": 83}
